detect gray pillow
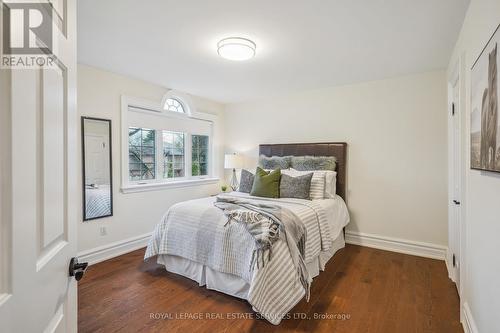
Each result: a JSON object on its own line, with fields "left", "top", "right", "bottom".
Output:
{"left": 259, "top": 155, "right": 292, "bottom": 169}
{"left": 238, "top": 169, "right": 254, "bottom": 193}
{"left": 291, "top": 156, "right": 337, "bottom": 171}
{"left": 280, "top": 173, "right": 313, "bottom": 199}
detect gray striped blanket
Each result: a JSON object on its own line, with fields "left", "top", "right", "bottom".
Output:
{"left": 214, "top": 196, "right": 310, "bottom": 301}
{"left": 144, "top": 193, "right": 332, "bottom": 325}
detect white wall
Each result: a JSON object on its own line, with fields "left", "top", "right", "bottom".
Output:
{"left": 448, "top": 0, "right": 500, "bottom": 331}
{"left": 77, "top": 64, "right": 225, "bottom": 253}
{"left": 224, "top": 71, "right": 449, "bottom": 247}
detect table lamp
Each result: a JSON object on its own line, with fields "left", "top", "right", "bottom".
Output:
{"left": 224, "top": 153, "right": 244, "bottom": 191}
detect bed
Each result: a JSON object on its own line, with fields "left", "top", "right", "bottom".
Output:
{"left": 145, "top": 143, "right": 349, "bottom": 325}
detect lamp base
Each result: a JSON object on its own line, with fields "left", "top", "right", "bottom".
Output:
{"left": 230, "top": 169, "right": 238, "bottom": 191}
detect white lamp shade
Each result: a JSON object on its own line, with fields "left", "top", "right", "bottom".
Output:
{"left": 224, "top": 154, "right": 244, "bottom": 169}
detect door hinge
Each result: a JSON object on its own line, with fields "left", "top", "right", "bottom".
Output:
{"left": 452, "top": 254, "right": 456, "bottom": 267}
{"left": 451, "top": 103, "right": 455, "bottom": 116}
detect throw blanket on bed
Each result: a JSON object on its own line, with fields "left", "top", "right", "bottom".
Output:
{"left": 214, "top": 196, "right": 310, "bottom": 301}
{"left": 144, "top": 194, "right": 332, "bottom": 325}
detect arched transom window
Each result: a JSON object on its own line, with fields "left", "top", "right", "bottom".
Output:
{"left": 164, "top": 98, "right": 185, "bottom": 113}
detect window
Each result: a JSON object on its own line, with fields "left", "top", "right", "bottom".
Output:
{"left": 128, "top": 127, "right": 155, "bottom": 180}
{"left": 164, "top": 98, "right": 185, "bottom": 113}
{"left": 162, "top": 131, "right": 185, "bottom": 179}
{"left": 122, "top": 94, "right": 217, "bottom": 192}
{"left": 192, "top": 135, "right": 209, "bottom": 176}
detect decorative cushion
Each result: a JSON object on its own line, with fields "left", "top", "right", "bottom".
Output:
{"left": 280, "top": 173, "right": 313, "bottom": 199}
{"left": 238, "top": 169, "right": 255, "bottom": 193}
{"left": 282, "top": 169, "right": 325, "bottom": 200}
{"left": 258, "top": 155, "right": 292, "bottom": 170}
{"left": 291, "top": 156, "right": 337, "bottom": 171}
{"left": 250, "top": 167, "right": 281, "bottom": 198}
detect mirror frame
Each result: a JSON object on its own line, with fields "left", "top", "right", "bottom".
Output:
{"left": 81, "top": 116, "right": 113, "bottom": 221}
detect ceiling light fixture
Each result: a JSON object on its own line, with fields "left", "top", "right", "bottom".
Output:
{"left": 217, "top": 37, "right": 256, "bottom": 61}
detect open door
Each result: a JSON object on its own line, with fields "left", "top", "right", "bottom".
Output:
{"left": 0, "top": 1, "right": 79, "bottom": 332}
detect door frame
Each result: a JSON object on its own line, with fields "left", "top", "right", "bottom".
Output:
{"left": 447, "top": 58, "right": 465, "bottom": 297}
{"left": 0, "top": 53, "right": 12, "bottom": 309}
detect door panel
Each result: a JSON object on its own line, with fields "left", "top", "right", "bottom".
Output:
{"left": 43, "top": 304, "right": 66, "bottom": 333}
{"left": 0, "top": 1, "right": 77, "bottom": 332}
{"left": 49, "top": 0, "right": 67, "bottom": 37}
{"left": 41, "top": 64, "right": 67, "bottom": 249}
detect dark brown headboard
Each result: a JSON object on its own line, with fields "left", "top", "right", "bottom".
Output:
{"left": 259, "top": 142, "right": 348, "bottom": 201}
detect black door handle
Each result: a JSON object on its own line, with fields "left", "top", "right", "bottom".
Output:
{"left": 453, "top": 200, "right": 461, "bottom": 205}
{"left": 69, "top": 257, "right": 88, "bottom": 281}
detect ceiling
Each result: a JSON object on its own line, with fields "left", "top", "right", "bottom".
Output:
{"left": 77, "top": 0, "right": 469, "bottom": 104}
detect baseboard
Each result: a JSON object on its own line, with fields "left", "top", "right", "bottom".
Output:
{"left": 345, "top": 231, "right": 447, "bottom": 260}
{"left": 462, "top": 302, "right": 478, "bottom": 333}
{"left": 80, "top": 230, "right": 446, "bottom": 265}
{"left": 78, "top": 233, "right": 152, "bottom": 266}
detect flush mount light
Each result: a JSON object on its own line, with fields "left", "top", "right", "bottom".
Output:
{"left": 217, "top": 37, "right": 256, "bottom": 61}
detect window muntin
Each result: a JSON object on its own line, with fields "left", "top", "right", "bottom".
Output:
{"left": 128, "top": 127, "right": 156, "bottom": 180}
{"left": 162, "top": 131, "right": 185, "bottom": 179}
{"left": 164, "top": 98, "right": 185, "bottom": 113}
{"left": 192, "top": 135, "right": 209, "bottom": 176}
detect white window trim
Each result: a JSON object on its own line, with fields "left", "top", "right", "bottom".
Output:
{"left": 121, "top": 177, "right": 220, "bottom": 194}
{"left": 120, "top": 95, "right": 219, "bottom": 193}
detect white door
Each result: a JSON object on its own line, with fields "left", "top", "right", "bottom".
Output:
{"left": 0, "top": 1, "right": 79, "bottom": 332}
{"left": 449, "top": 74, "right": 461, "bottom": 291}
{"left": 84, "top": 134, "right": 109, "bottom": 185}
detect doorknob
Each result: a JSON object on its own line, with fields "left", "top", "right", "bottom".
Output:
{"left": 69, "top": 257, "right": 88, "bottom": 281}
{"left": 453, "top": 200, "right": 461, "bottom": 205}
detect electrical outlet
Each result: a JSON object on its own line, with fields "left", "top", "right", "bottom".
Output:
{"left": 99, "top": 226, "right": 107, "bottom": 236}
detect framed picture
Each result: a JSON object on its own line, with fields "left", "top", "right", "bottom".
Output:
{"left": 471, "top": 24, "right": 500, "bottom": 172}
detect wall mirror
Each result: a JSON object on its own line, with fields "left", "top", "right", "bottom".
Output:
{"left": 82, "top": 117, "right": 113, "bottom": 221}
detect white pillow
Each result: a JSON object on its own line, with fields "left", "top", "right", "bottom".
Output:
{"left": 323, "top": 171, "right": 337, "bottom": 199}
{"left": 282, "top": 169, "right": 325, "bottom": 200}
{"left": 285, "top": 168, "right": 337, "bottom": 199}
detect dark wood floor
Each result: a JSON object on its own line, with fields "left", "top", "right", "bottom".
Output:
{"left": 78, "top": 245, "right": 463, "bottom": 333}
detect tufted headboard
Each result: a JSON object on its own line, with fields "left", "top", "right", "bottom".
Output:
{"left": 259, "top": 142, "right": 348, "bottom": 201}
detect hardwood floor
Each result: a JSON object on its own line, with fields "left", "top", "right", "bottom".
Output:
{"left": 78, "top": 245, "right": 463, "bottom": 333}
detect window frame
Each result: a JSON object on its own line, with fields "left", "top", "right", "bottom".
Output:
{"left": 128, "top": 127, "right": 157, "bottom": 181}
{"left": 121, "top": 95, "right": 219, "bottom": 193}
{"left": 164, "top": 97, "right": 186, "bottom": 114}
{"left": 191, "top": 134, "right": 210, "bottom": 178}
{"left": 161, "top": 90, "right": 192, "bottom": 116}
{"left": 161, "top": 130, "right": 186, "bottom": 180}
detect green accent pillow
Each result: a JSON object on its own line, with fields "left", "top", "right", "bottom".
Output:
{"left": 250, "top": 167, "right": 281, "bottom": 198}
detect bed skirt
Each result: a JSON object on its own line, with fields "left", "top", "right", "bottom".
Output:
{"left": 156, "top": 232, "right": 346, "bottom": 300}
